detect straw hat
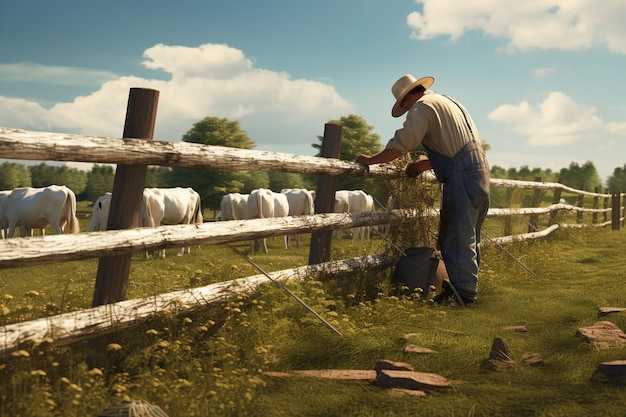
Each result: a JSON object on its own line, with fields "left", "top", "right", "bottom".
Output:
{"left": 391, "top": 74, "right": 434, "bottom": 117}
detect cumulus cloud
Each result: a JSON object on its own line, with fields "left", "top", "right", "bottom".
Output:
{"left": 0, "top": 43, "right": 354, "bottom": 153}
{"left": 487, "top": 91, "right": 625, "bottom": 146}
{"left": 407, "top": 0, "right": 626, "bottom": 53}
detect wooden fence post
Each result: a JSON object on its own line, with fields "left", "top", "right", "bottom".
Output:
{"left": 308, "top": 123, "right": 342, "bottom": 266}
{"left": 549, "top": 177, "right": 563, "bottom": 226}
{"left": 528, "top": 176, "right": 542, "bottom": 232}
{"left": 603, "top": 195, "right": 609, "bottom": 223}
{"left": 576, "top": 184, "right": 585, "bottom": 224}
{"left": 622, "top": 194, "right": 626, "bottom": 227}
{"left": 92, "top": 88, "right": 159, "bottom": 306}
{"left": 592, "top": 187, "right": 600, "bottom": 224}
{"left": 611, "top": 192, "right": 621, "bottom": 231}
{"left": 504, "top": 188, "right": 513, "bottom": 236}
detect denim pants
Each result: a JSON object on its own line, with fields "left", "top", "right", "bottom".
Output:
{"left": 425, "top": 141, "right": 490, "bottom": 300}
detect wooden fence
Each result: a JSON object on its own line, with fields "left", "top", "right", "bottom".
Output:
{"left": 0, "top": 88, "right": 622, "bottom": 357}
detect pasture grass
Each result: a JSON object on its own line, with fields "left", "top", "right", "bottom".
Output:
{"left": 1, "top": 204, "right": 626, "bottom": 416}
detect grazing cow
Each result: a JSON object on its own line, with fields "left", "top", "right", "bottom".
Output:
{"left": 246, "top": 188, "right": 274, "bottom": 255}
{"left": 0, "top": 190, "right": 12, "bottom": 238}
{"left": 141, "top": 187, "right": 204, "bottom": 258}
{"left": 334, "top": 190, "right": 374, "bottom": 240}
{"left": 219, "top": 193, "right": 250, "bottom": 221}
{"left": 218, "top": 192, "right": 256, "bottom": 251}
{"left": 5, "top": 185, "right": 80, "bottom": 238}
{"left": 218, "top": 190, "right": 290, "bottom": 253}
{"left": 281, "top": 188, "right": 315, "bottom": 247}
{"left": 87, "top": 192, "right": 112, "bottom": 232}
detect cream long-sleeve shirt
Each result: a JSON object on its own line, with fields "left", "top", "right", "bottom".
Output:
{"left": 385, "top": 90, "right": 482, "bottom": 158}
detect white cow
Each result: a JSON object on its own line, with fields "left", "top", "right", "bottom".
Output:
{"left": 246, "top": 188, "right": 290, "bottom": 253}
{"left": 0, "top": 190, "right": 12, "bottom": 238}
{"left": 219, "top": 193, "right": 250, "bottom": 221}
{"left": 334, "top": 189, "right": 374, "bottom": 240}
{"left": 141, "top": 187, "right": 204, "bottom": 258}
{"left": 218, "top": 192, "right": 259, "bottom": 252}
{"left": 5, "top": 185, "right": 80, "bottom": 238}
{"left": 218, "top": 189, "right": 290, "bottom": 253}
{"left": 281, "top": 188, "right": 315, "bottom": 247}
{"left": 87, "top": 192, "right": 112, "bottom": 232}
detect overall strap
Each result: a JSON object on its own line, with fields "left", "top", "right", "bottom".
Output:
{"left": 443, "top": 95, "right": 475, "bottom": 139}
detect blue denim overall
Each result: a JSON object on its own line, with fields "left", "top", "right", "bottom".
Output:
{"left": 425, "top": 140, "right": 490, "bottom": 301}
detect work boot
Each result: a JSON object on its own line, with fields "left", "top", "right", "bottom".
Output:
{"left": 432, "top": 281, "right": 474, "bottom": 306}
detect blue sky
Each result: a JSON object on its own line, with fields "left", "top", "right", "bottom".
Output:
{"left": 1, "top": 0, "right": 625, "bottom": 184}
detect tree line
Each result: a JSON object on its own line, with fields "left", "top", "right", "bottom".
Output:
{"left": 1, "top": 115, "right": 624, "bottom": 211}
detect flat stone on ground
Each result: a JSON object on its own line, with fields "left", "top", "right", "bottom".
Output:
{"left": 598, "top": 307, "right": 626, "bottom": 316}
{"left": 290, "top": 370, "right": 377, "bottom": 380}
{"left": 375, "top": 370, "right": 457, "bottom": 391}
{"left": 387, "top": 388, "right": 428, "bottom": 397}
{"left": 374, "top": 359, "right": 414, "bottom": 374}
{"left": 575, "top": 321, "right": 626, "bottom": 349}
{"left": 521, "top": 353, "right": 545, "bottom": 366}
{"left": 503, "top": 325, "right": 529, "bottom": 332}
{"left": 404, "top": 344, "right": 438, "bottom": 354}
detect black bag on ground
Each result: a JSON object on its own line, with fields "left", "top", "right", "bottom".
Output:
{"left": 391, "top": 247, "right": 440, "bottom": 297}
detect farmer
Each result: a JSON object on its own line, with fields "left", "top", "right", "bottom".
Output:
{"left": 356, "top": 74, "right": 490, "bottom": 305}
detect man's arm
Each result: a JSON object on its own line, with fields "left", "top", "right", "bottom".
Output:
{"left": 355, "top": 148, "right": 403, "bottom": 166}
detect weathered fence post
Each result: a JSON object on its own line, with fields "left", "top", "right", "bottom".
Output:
{"left": 549, "top": 177, "right": 563, "bottom": 226}
{"left": 92, "top": 88, "right": 159, "bottom": 306}
{"left": 308, "top": 123, "right": 342, "bottom": 266}
{"left": 603, "top": 195, "right": 609, "bottom": 223}
{"left": 592, "top": 187, "right": 600, "bottom": 224}
{"left": 504, "top": 188, "right": 513, "bottom": 236}
{"left": 576, "top": 184, "right": 585, "bottom": 224}
{"left": 622, "top": 194, "right": 626, "bottom": 227}
{"left": 611, "top": 192, "right": 621, "bottom": 231}
{"left": 528, "top": 176, "right": 542, "bottom": 232}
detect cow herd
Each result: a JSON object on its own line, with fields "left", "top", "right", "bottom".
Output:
{"left": 0, "top": 185, "right": 377, "bottom": 256}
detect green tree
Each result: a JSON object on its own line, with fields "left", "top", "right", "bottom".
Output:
{"left": 312, "top": 114, "right": 383, "bottom": 193}
{"left": 83, "top": 165, "right": 115, "bottom": 201}
{"left": 607, "top": 164, "right": 626, "bottom": 192}
{"left": 168, "top": 117, "right": 261, "bottom": 210}
{"left": 29, "top": 163, "right": 87, "bottom": 195}
{"left": 0, "top": 162, "right": 31, "bottom": 189}
{"left": 268, "top": 171, "right": 308, "bottom": 192}
{"left": 146, "top": 166, "right": 171, "bottom": 188}
{"left": 559, "top": 161, "right": 601, "bottom": 191}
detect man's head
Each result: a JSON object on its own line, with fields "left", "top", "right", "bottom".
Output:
{"left": 391, "top": 74, "right": 434, "bottom": 118}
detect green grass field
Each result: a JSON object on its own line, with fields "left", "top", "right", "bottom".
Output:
{"left": 1, "top": 201, "right": 625, "bottom": 416}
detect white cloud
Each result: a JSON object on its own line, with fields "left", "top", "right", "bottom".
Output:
{"left": 487, "top": 91, "right": 625, "bottom": 146}
{"left": 0, "top": 43, "right": 354, "bottom": 153}
{"left": 532, "top": 67, "right": 555, "bottom": 78}
{"left": 408, "top": 0, "right": 626, "bottom": 53}
{"left": 0, "top": 63, "right": 118, "bottom": 85}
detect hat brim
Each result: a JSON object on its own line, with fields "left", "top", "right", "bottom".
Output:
{"left": 391, "top": 76, "right": 434, "bottom": 118}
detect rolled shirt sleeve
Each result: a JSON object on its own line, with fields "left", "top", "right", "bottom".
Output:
{"left": 385, "top": 102, "right": 431, "bottom": 153}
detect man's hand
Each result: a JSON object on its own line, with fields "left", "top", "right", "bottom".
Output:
{"left": 405, "top": 158, "right": 432, "bottom": 178}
